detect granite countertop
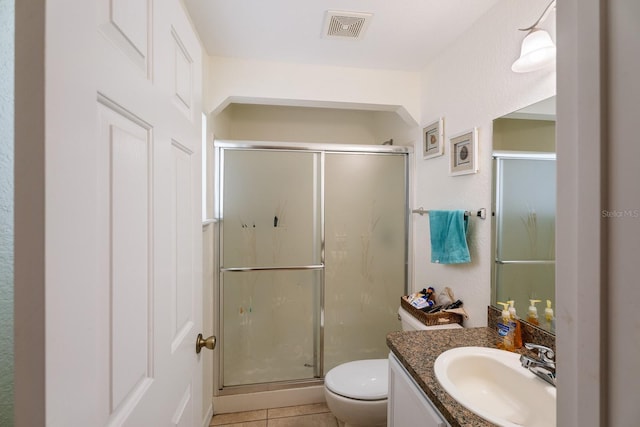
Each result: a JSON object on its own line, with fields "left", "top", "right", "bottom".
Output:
{"left": 387, "top": 327, "right": 508, "bottom": 427}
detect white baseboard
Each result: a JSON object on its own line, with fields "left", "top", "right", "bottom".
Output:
{"left": 201, "top": 403, "right": 214, "bottom": 427}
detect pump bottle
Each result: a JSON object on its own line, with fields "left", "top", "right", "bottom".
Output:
{"left": 507, "top": 300, "right": 523, "bottom": 349}
{"left": 527, "top": 299, "right": 541, "bottom": 325}
{"left": 496, "top": 302, "right": 515, "bottom": 351}
{"left": 545, "top": 299, "right": 556, "bottom": 332}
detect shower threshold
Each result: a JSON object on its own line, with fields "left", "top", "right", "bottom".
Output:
{"left": 213, "top": 380, "right": 327, "bottom": 414}
{"left": 217, "top": 378, "right": 325, "bottom": 396}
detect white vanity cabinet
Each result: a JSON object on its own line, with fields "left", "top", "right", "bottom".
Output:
{"left": 388, "top": 353, "right": 450, "bottom": 427}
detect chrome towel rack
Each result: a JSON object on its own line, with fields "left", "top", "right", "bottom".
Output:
{"left": 412, "top": 207, "right": 486, "bottom": 220}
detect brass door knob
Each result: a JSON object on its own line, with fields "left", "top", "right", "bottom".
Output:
{"left": 196, "top": 333, "right": 217, "bottom": 354}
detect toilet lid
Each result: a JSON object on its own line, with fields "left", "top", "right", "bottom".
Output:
{"left": 325, "top": 359, "right": 388, "bottom": 401}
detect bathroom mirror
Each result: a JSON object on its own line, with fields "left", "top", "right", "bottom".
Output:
{"left": 491, "top": 96, "right": 556, "bottom": 334}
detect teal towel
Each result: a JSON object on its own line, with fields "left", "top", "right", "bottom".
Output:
{"left": 428, "top": 210, "right": 471, "bottom": 264}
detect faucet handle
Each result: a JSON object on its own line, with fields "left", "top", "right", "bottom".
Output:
{"left": 524, "top": 343, "right": 555, "bottom": 362}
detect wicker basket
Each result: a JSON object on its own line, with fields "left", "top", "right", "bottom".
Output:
{"left": 400, "top": 296, "right": 462, "bottom": 326}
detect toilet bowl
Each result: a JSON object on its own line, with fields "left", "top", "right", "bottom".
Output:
{"left": 324, "top": 359, "right": 388, "bottom": 427}
{"left": 324, "top": 306, "right": 462, "bottom": 426}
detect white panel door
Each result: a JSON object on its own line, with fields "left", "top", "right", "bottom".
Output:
{"left": 42, "top": 0, "right": 205, "bottom": 425}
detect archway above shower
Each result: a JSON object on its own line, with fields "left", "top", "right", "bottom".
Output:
{"left": 210, "top": 97, "right": 418, "bottom": 148}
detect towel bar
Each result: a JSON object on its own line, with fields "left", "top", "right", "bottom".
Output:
{"left": 412, "top": 207, "right": 486, "bottom": 220}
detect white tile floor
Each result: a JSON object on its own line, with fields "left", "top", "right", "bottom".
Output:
{"left": 210, "top": 403, "right": 338, "bottom": 427}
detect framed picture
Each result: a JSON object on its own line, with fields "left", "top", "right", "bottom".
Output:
{"left": 422, "top": 118, "right": 444, "bottom": 159}
{"left": 449, "top": 128, "right": 478, "bottom": 176}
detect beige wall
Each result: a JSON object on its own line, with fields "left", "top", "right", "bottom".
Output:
{"left": 206, "top": 56, "right": 421, "bottom": 125}
{"left": 227, "top": 104, "right": 378, "bottom": 143}
{"left": 492, "top": 118, "right": 555, "bottom": 152}
{"left": 214, "top": 104, "right": 415, "bottom": 146}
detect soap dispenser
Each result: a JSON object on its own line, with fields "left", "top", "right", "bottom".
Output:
{"left": 545, "top": 299, "right": 556, "bottom": 332}
{"left": 496, "top": 302, "right": 515, "bottom": 352}
{"left": 507, "top": 300, "right": 523, "bottom": 349}
{"left": 527, "top": 299, "right": 541, "bottom": 326}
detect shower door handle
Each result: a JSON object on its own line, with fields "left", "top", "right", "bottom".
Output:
{"left": 195, "top": 333, "right": 217, "bottom": 354}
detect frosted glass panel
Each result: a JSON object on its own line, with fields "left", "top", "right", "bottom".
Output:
{"left": 496, "top": 159, "right": 556, "bottom": 260}
{"left": 324, "top": 153, "right": 406, "bottom": 372}
{"left": 222, "top": 269, "right": 321, "bottom": 386}
{"left": 494, "top": 156, "right": 556, "bottom": 333}
{"left": 222, "top": 150, "right": 321, "bottom": 268}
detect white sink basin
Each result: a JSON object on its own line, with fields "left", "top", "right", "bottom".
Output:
{"left": 434, "top": 346, "right": 556, "bottom": 427}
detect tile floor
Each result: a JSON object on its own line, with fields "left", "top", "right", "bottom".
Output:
{"left": 209, "top": 403, "right": 338, "bottom": 427}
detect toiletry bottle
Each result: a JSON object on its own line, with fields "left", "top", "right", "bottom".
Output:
{"left": 527, "top": 299, "right": 541, "bottom": 326}
{"left": 425, "top": 286, "right": 436, "bottom": 303}
{"left": 545, "top": 299, "right": 556, "bottom": 332}
{"left": 507, "top": 300, "right": 523, "bottom": 349}
{"left": 445, "top": 300, "right": 463, "bottom": 310}
{"left": 496, "top": 302, "right": 515, "bottom": 352}
{"left": 407, "top": 290, "right": 425, "bottom": 304}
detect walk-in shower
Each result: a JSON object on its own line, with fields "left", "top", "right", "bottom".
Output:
{"left": 215, "top": 141, "right": 410, "bottom": 392}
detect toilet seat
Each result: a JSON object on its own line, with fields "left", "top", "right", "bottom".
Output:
{"left": 324, "top": 359, "right": 388, "bottom": 401}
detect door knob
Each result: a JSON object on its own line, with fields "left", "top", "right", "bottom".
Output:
{"left": 196, "top": 333, "right": 217, "bottom": 354}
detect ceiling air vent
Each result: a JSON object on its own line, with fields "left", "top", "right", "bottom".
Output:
{"left": 323, "top": 10, "right": 373, "bottom": 40}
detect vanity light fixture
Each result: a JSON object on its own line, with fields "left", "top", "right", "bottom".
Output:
{"left": 512, "top": 0, "right": 557, "bottom": 73}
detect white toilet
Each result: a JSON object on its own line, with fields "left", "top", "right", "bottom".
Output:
{"left": 323, "top": 306, "right": 463, "bottom": 427}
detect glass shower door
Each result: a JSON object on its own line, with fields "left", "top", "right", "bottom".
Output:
{"left": 220, "top": 149, "right": 322, "bottom": 387}
{"left": 323, "top": 153, "right": 407, "bottom": 371}
{"left": 494, "top": 155, "right": 556, "bottom": 319}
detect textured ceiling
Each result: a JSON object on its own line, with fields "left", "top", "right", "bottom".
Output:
{"left": 183, "top": 0, "right": 501, "bottom": 71}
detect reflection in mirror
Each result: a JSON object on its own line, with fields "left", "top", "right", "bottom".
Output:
{"left": 491, "top": 96, "right": 556, "bottom": 334}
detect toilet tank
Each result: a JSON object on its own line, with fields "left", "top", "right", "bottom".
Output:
{"left": 398, "top": 306, "right": 463, "bottom": 331}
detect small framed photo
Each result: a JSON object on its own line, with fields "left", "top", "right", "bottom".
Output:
{"left": 422, "top": 118, "right": 444, "bottom": 160}
{"left": 449, "top": 128, "right": 478, "bottom": 176}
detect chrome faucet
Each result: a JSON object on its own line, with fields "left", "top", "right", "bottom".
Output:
{"left": 520, "top": 343, "right": 556, "bottom": 387}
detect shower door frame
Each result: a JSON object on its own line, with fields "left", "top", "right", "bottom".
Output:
{"left": 214, "top": 140, "right": 412, "bottom": 395}
{"left": 491, "top": 151, "right": 557, "bottom": 312}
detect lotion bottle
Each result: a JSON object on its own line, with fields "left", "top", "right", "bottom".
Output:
{"left": 527, "top": 299, "right": 541, "bottom": 325}
{"left": 496, "top": 302, "right": 515, "bottom": 352}
{"left": 507, "top": 300, "right": 523, "bottom": 349}
{"left": 545, "top": 299, "right": 556, "bottom": 332}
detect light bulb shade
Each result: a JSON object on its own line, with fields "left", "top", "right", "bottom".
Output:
{"left": 512, "top": 29, "right": 556, "bottom": 73}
